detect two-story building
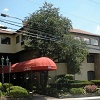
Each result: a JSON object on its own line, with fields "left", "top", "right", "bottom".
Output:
{"left": 0, "top": 28, "right": 100, "bottom": 87}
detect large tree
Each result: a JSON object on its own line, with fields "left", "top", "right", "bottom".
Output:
{"left": 23, "top": 2, "right": 88, "bottom": 74}
{"left": 24, "top": 2, "right": 72, "bottom": 58}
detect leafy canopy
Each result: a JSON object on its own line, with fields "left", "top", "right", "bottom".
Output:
{"left": 23, "top": 2, "right": 88, "bottom": 74}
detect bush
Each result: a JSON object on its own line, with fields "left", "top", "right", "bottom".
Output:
{"left": 84, "top": 85, "right": 97, "bottom": 93}
{"left": 96, "top": 88, "right": 100, "bottom": 95}
{"left": 60, "top": 87, "right": 68, "bottom": 93}
{"left": 0, "top": 82, "right": 2, "bottom": 90}
{"left": 70, "top": 81, "right": 93, "bottom": 88}
{"left": 70, "top": 88, "right": 86, "bottom": 95}
{"left": 46, "top": 87, "right": 59, "bottom": 97}
{"left": 6, "top": 86, "right": 29, "bottom": 98}
{"left": 0, "top": 90, "right": 3, "bottom": 97}
{"left": 91, "top": 80, "right": 100, "bottom": 86}
{"left": 50, "top": 81, "right": 93, "bottom": 90}
{"left": 3, "top": 83, "right": 13, "bottom": 92}
{"left": 55, "top": 74, "right": 74, "bottom": 84}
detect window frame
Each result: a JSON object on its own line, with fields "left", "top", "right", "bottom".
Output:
{"left": 16, "top": 35, "right": 20, "bottom": 44}
{"left": 1, "top": 36, "right": 11, "bottom": 45}
{"left": 83, "top": 37, "right": 90, "bottom": 45}
{"left": 91, "top": 38, "right": 98, "bottom": 46}
{"left": 87, "top": 54, "right": 94, "bottom": 63}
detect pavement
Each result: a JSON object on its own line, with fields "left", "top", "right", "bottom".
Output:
{"left": 32, "top": 94, "right": 100, "bottom": 100}
{"left": 1, "top": 94, "right": 100, "bottom": 100}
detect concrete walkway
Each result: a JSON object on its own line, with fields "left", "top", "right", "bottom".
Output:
{"left": 32, "top": 94, "right": 100, "bottom": 100}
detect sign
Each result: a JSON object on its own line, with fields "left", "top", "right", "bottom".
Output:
{"left": 24, "top": 67, "right": 31, "bottom": 71}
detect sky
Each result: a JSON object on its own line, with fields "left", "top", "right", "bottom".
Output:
{"left": 0, "top": 0, "right": 100, "bottom": 34}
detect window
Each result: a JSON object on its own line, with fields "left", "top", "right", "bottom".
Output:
{"left": 21, "top": 35, "right": 28, "bottom": 42}
{"left": 16, "top": 36, "right": 20, "bottom": 44}
{"left": 1, "top": 36, "right": 11, "bottom": 45}
{"left": 83, "top": 38, "right": 90, "bottom": 44}
{"left": 87, "top": 71, "right": 95, "bottom": 81}
{"left": 74, "top": 36, "right": 81, "bottom": 40}
{"left": 91, "top": 39, "right": 98, "bottom": 46}
{"left": 87, "top": 54, "right": 94, "bottom": 63}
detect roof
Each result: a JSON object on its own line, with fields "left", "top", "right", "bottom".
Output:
{"left": 0, "top": 29, "right": 17, "bottom": 34}
{"left": 70, "top": 29, "right": 100, "bottom": 37}
{"left": 0, "top": 57, "right": 57, "bottom": 73}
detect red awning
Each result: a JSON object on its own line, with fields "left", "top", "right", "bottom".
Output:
{"left": 0, "top": 57, "right": 57, "bottom": 73}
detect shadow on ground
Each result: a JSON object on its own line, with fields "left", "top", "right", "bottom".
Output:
{"left": 1, "top": 94, "right": 55, "bottom": 100}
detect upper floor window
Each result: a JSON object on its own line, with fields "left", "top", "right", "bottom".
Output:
{"left": 1, "top": 36, "right": 11, "bottom": 45}
{"left": 83, "top": 38, "right": 90, "bottom": 44}
{"left": 21, "top": 35, "right": 28, "bottom": 42}
{"left": 91, "top": 39, "right": 98, "bottom": 46}
{"left": 87, "top": 54, "right": 94, "bottom": 63}
{"left": 16, "top": 36, "right": 20, "bottom": 44}
{"left": 74, "top": 36, "right": 81, "bottom": 40}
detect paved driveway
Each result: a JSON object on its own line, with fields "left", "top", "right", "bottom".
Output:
{"left": 32, "top": 94, "right": 100, "bottom": 100}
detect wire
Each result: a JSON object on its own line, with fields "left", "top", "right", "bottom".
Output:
{"left": 0, "top": 19, "right": 22, "bottom": 27}
{"left": 0, "top": 21, "right": 60, "bottom": 42}
{"left": 24, "top": 0, "right": 100, "bottom": 25}
{"left": 0, "top": 18, "right": 64, "bottom": 40}
{"left": 89, "top": 0, "right": 100, "bottom": 5}
{"left": 0, "top": 18, "right": 22, "bottom": 25}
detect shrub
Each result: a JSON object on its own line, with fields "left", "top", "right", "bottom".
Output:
{"left": 70, "top": 88, "right": 86, "bottom": 95}
{"left": 3, "top": 83, "right": 13, "bottom": 92}
{"left": 96, "top": 88, "right": 100, "bottom": 95}
{"left": 0, "top": 82, "right": 2, "bottom": 90}
{"left": 84, "top": 85, "right": 97, "bottom": 93}
{"left": 0, "top": 90, "right": 3, "bottom": 97}
{"left": 60, "top": 87, "right": 68, "bottom": 93}
{"left": 6, "top": 86, "right": 29, "bottom": 98}
{"left": 55, "top": 74, "right": 74, "bottom": 84}
{"left": 46, "top": 87, "right": 59, "bottom": 97}
{"left": 91, "top": 80, "right": 100, "bottom": 86}
{"left": 70, "top": 81, "right": 93, "bottom": 88}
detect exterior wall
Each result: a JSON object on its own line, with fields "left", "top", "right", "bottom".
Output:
{"left": 94, "top": 54, "right": 100, "bottom": 79}
{"left": 87, "top": 45, "right": 100, "bottom": 53}
{"left": 48, "top": 59, "right": 94, "bottom": 82}
{"left": 48, "top": 63, "right": 67, "bottom": 83}
{"left": 75, "top": 58, "right": 94, "bottom": 80}
{"left": 0, "top": 34, "right": 23, "bottom": 53}
{"left": 0, "top": 34, "right": 15, "bottom": 53}
{"left": 18, "top": 50, "right": 36, "bottom": 62}
{"left": 0, "top": 29, "right": 100, "bottom": 82}
{"left": 14, "top": 34, "right": 23, "bottom": 53}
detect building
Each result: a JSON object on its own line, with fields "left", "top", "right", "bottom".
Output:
{"left": 70, "top": 29, "right": 100, "bottom": 81}
{"left": 0, "top": 28, "right": 100, "bottom": 88}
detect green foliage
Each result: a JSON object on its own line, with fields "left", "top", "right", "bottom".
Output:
{"left": 53, "top": 79, "right": 94, "bottom": 89}
{"left": 3, "top": 83, "right": 13, "bottom": 92}
{"left": 63, "top": 35, "right": 88, "bottom": 74}
{"left": 70, "top": 88, "right": 86, "bottom": 95}
{"left": 23, "top": 2, "right": 88, "bottom": 74}
{"left": 84, "top": 85, "right": 97, "bottom": 93}
{"left": 96, "top": 88, "right": 100, "bottom": 95}
{"left": 61, "top": 87, "right": 68, "bottom": 93}
{"left": 55, "top": 74, "right": 74, "bottom": 84}
{"left": 46, "top": 87, "right": 59, "bottom": 97}
{"left": 0, "top": 82, "right": 2, "bottom": 90}
{"left": 70, "top": 81, "right": 93, "bottom": 88}
{"left": 24, "top": 2, "right": 72, "bottom": 59}
{"left": 91, "top": 80, "right": 100, "bottom": 86}
{"left": 6, "top": 86, "right": 29, "bottom": 98}
{"left": 0, "top": 90, "right": 3, "bottom": 97}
